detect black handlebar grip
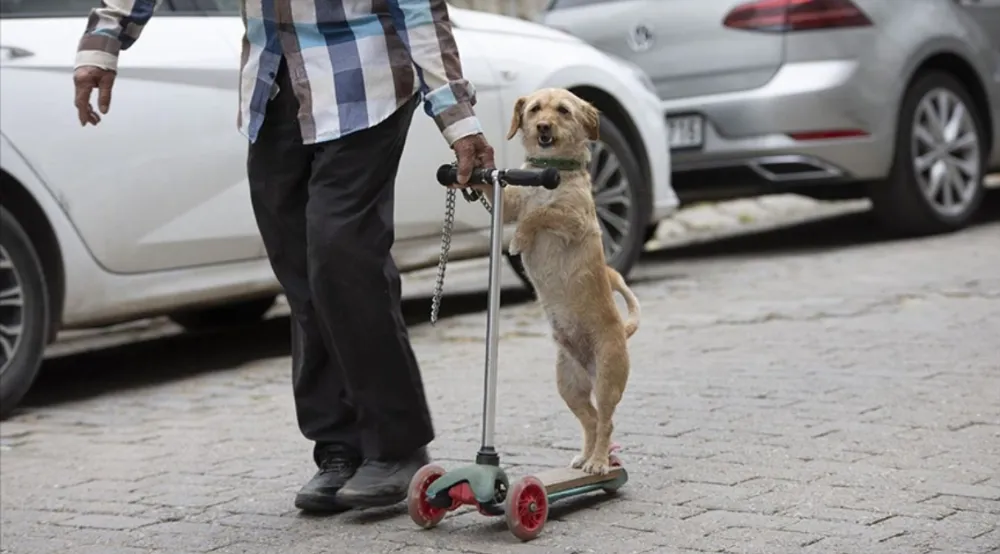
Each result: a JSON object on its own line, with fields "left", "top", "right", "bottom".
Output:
{"left": 500, "top": 167, "right": 561, "bottom": 189}
{"left": 435, "top": 164, "right": 561, "bottom": 189}
{"left": 436, "top": 164, "right": 489, "bottom": 186}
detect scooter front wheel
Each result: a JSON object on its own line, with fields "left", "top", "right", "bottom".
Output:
{"left": 407, "top": 464, "right": 449, "bottom": 529}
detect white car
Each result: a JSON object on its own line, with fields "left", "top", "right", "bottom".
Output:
{"left": 0, "top": 3, "right": 677, "bottom": 417}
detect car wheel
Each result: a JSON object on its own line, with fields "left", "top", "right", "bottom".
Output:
{"left": 506, "top": 113, "right": 651, "bottom": 290}
{"left": 0, "top": 207, "right": 50, "bottom": 420}
{"left": 168, "top": 296, "right": 277, "bottom": 331}
{"left": 871, "top": 71, "right": 987, "bottom": 235}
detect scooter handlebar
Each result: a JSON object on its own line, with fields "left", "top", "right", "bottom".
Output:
{"left": 435, "top": 164, "right": 561, "bottom": 190}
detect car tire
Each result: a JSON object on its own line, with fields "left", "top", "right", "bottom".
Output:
{"left": 870, "top": 71, "right": 987, "bottom": 236}
{"left": 168, "top": 295, "right": 277, "bottom": 331}
{"left": 0, "top": 207, "right": 50, "bottom": 421}
{"left": 506, "top": 113, "right": 651, "bottom": 290}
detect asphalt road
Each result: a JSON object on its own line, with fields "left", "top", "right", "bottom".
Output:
{"left": 1, "top": 194, "right": 998, "bottom": 554}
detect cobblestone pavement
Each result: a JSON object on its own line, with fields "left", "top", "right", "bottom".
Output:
{"left": 2, "top": 197, "right": 999, "bottom": 554}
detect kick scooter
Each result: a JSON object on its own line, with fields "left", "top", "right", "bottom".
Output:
{"left": 405, "top": 164, "right": 629, "bottom": 542}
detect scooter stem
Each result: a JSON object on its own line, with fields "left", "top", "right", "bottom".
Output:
{"left": 478, "top": 174, "right": 504, "bottom": 465}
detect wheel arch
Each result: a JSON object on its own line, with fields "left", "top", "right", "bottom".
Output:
{"left": 0, "top": 169, "right": 65, "bottom": 342}
{"left": 900, "top": 51, "right": 994, "bottom": 155}
{"left": 566, "top": 85, "right": 654, "bottom": 216}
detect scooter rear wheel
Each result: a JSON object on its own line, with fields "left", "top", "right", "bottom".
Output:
{"left": 505, "top": 475, "right": 548, "bottom": 541}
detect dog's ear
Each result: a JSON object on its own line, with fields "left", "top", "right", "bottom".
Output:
{"left": 579, "top": 100, "right": 600, "bottom": 141}
{"left": 506, "top": 97, "right": 526, "bottom": 140}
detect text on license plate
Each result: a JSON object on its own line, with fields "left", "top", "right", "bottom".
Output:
{"left": 667, "top": 115, "right": 704, "bottom": 149}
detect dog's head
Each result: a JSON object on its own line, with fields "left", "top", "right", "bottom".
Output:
{"left": 506, "top": 88, "right": 600, "bottom": 158}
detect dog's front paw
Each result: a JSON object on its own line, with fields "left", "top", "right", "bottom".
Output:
{"left": 581, "top": 456, "right": 612, "bottom": 476}
{"left": 570, "top": 454, "right": 587, "bottom": 469}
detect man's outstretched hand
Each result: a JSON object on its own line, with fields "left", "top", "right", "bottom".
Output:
{"left": 74, "top": 66, "right": 116, "bottom": 126}
{"left": 452, "top": 132, "right": 496, "bottom": 187}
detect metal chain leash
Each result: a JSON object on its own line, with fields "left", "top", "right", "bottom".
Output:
{"left": 475, "top": 190, "right": 493, "bottom": 215}
{"left": 429, "top": 186, "right": 494, "bottom": 325}
{"left": 429, "top": 188, "right": 457, "bottom": 325}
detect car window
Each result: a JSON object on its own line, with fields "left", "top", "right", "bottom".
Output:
{"left": 0, "top": 0, "right": 171, "bottom": 17}
{"left": 546, "top": 0, "right": 614, "bottom": 10}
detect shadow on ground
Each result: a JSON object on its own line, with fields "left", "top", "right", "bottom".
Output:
{"left": 16, "top": 192, "right": 1000, "bottom": 412}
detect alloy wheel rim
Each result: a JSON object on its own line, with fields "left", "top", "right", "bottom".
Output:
{"left": 0, "top": 245, "right": 25, "bottom": 376}
{"left": 589, "top": 140, "right": 632, "bottom": 262}
{"left": 911, "top": 88, "right": 981, "bottom": 217}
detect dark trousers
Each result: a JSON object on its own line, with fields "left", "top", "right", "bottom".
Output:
{"left": 247, "top": 60, "right": 434, "bottom": 464}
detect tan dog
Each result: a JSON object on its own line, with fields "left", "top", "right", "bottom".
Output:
{"left": 480, "top": 88, "right": 641, "bottom": 475}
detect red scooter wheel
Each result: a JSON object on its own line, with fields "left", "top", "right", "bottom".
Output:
{"left": 407, "top": 464, "right": 449, "bottom": 529}
{"left": 505, "top": 475, "right": 548, "bottom": 541}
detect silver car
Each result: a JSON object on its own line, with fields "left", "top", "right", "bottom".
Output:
{"left": 543, "top": 0, "right": 1000, "bottom": 235}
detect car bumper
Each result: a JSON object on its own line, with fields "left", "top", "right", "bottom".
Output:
{"left": 661, "top": 60, "right": 894, "bottom": 191}
{"left": 631, "top": 84, "right": 679, "bottom": 221}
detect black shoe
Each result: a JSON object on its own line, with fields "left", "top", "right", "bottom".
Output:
{"left": 334, "top": 447, "right": 431, "bottom": 508}
{"left": 294, "top": 447, "right": 361, "bottom": 513}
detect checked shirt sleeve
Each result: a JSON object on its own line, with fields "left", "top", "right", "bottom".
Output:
{"left": 75, "top": 0, "right": 162, "bottom": 72}
{"left": 390, "top": 0, "right": 484, "bottom": 146}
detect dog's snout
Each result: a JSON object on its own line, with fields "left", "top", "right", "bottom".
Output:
{"left": 536, "top": 122, "right": 551, "bottom": 134}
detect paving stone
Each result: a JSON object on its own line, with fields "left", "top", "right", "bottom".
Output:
{"left": 54, "top": 514, "right": 158, "bottom": 530}
{"left": 922, "top": 495, "right": 1000, "bottom": 514}
{"left": 783, "top": 516, "right": 908, "bottom": 542}
{"left": 779, "top": 504, "right": 890, "bottom": 525}
{"left": 878, "top": 529, "right": 997, "bottom": 553}
{"left": 0, "top": 509, "right": 76, "bottom": 525}
{"left": 68, "top": 547, "right": 151, "bottom": 554}
{"left": 911, "top": 482, "right": 1000, "bottom": 501}
{"left": 799, "top": 535, "right": 927, "bottom": 554}
{"left": 710, "top": 526, "right": 824, "bottom": 552}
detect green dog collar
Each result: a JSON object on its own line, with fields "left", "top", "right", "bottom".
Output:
{"left": 525, "top": 156, "right": 586, "bottom": 172}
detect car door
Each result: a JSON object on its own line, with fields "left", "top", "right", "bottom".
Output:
{"left": 0, "top": 0, "right": 264, "bottom": 274}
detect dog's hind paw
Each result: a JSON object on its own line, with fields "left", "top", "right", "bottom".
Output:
{"left": 581, "top": 457, "right": 612, "bottom": 476}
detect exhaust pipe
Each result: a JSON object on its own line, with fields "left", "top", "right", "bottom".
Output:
{"left": 747, "top": 155, "right": 844, "bottom": 183}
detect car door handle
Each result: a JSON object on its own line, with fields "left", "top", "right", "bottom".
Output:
{"left": 0, "top": 45, "right": 34, "bottom": 60}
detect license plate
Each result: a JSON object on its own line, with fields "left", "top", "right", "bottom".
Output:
{"left": 667, "top": 114, "right": 704, "bottom": 150}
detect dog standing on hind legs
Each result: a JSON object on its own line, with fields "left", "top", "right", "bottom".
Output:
{"left": 475, "top": 88, "right": 641, "bottom": 475}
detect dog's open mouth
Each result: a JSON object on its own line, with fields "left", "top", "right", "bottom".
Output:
{"left": 537, "top": 134, "right": 555, "bottom": 148}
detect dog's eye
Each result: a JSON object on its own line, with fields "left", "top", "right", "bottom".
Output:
{"left": 529, "top": 104, "right": 541, "bottom": 113}
{"left": 557, "top": 105, "right": 570, "bottom": 115}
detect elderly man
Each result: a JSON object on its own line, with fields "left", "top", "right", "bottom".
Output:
{"left": 73, "top": 0, "right": 495, "bottom": 512}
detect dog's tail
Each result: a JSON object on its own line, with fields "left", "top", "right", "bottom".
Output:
{"left": 606, "top": 266, "right": 640, "bottom": 338}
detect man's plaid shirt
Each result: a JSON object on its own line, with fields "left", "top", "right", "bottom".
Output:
{"left": 75, "top": 0, "right": 483, "bottom": 146}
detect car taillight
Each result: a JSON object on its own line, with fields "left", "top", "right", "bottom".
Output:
{"left": 723, "top": 0, "right": 872, "bottom": 32}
